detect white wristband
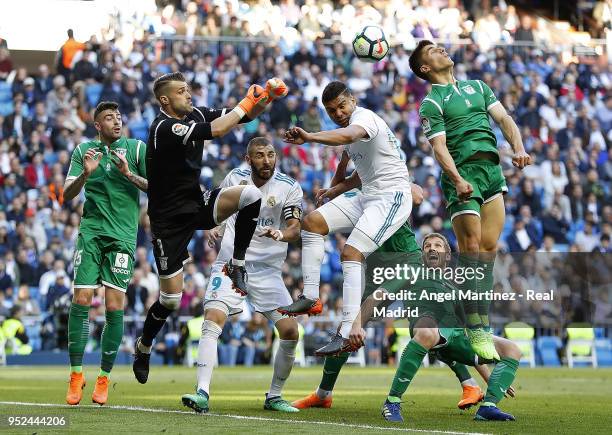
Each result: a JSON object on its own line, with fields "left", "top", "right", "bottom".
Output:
{"left": 232, "top": 106, "right": 246, "bottom": 119}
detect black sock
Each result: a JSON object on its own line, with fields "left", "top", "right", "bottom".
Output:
{"left": 141, "top": 301, "right": 172, "bottom": 347}
{"left": 232, "top": 198, "right": 261, "bottom": 261}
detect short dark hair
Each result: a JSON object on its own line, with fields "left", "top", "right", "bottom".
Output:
{"left": 153, "top": 72, "right": 186, "bottom": 100}
{"left": 409, "top": 40, "right": 434, "bottom": 81}
{"left": 247, "top": 137, "right": 273, "bottom": 155}
{"left": 67, "top": 29, "right": 74, "bottom": 38}
{"left": 94, "top": 101, "right": 119, "bottom": 119}
{"left": 322, "top": 81, "right": 350, "bottom": 104}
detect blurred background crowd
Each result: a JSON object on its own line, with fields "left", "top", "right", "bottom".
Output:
{"left": 0, "top": 0, "right": 611, "bottom": 364}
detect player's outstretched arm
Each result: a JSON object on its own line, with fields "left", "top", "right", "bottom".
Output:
{"left": 63, "top": 148, "right": 100, "bottom": 201}
{"left": 283, "top": 125, "right": 368, "bottom": 146}
{"left": 429, "top": 135, "right": 473, "bottom": 202}
{"left": 488, "top": 104, "right": 531, "bottom": 169}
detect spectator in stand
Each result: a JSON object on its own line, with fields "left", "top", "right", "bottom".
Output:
{"left": 57, "top": 29, "right": 86, "bottom": 84}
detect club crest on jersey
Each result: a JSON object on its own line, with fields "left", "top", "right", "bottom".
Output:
{"left": 203, "top": 190, "right": 212, "bottom": 205}
{"left": 421, "top": 117, "right": 431, "bottom": 133}
{"left": 267, "top": 196, "right": 276, "bottom": 207}
{"left": 116, "top": 148, "right": 127, "bottom": 156}
{"left": 172, "top": 123, "right": 189, "bottom": 136}
{"left": 462, "top": 85, "right": 476, "bottom": 95}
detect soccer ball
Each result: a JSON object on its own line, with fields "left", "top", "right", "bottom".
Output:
{"left": 352, "top": 25, "right": 390, "bottom": 63}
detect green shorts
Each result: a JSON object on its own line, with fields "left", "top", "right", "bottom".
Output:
{"left": 440, "top": 159, "right": 507, "bottom": 221}
{"left": 73, "top": 232, "right": 135, "bottom": 292}
{"left": 430, "top": 328, "right": 480, "bottom": 366}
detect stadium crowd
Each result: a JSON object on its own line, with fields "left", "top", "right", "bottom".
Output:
{"left": 0, "top": 0, "right": 611, "bottom": 363}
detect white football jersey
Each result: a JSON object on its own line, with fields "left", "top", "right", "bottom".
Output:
{"left": 345, "top": 106, "right": 411, "bottom": 194}
{"left": 213, "top": 168, "right": 303, "bottom": 270}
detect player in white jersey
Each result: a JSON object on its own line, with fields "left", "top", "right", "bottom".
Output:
{"left": 181, "top": 137, "right": 304, "bottom": 414}
{"left": 279, "top": 81, "right": 413, "bottom": 355}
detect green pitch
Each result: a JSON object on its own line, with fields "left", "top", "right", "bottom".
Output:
{"left": 1, "top": 366, "right": 611, "bottom": 434}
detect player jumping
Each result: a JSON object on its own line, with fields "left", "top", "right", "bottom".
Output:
{"left": 279, "top": 81, "right": 413, "bottom": 356}
{"left": 409, "top": 41, "right": 531, "bottom": 361}
{"left": 64, "top": 101, "right": 148, "bottom": 405}
{"left": 291, "top": 157, "right": 492, "bottom": 413}
{"left": 133, "top": 72, "right": 288, "bottom": 383}
{"left": 181, "top": 137, "right": 303, "bottom": 414}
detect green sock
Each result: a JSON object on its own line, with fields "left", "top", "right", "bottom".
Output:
{"left": 458, "top": 253, "right": 481, "bottom": 328}
{"left": 478, "top": 256, "right": 495, "bottom": 328}
{"left": 70, "top": 366, "right": 83, "bottom": 373}
{"left": 100, "top": 310, "right": 124, "bottom": 373}
{"left": 448, "top": 362, "right": 472, "bottom": 383}
{"left": 99, "top": 369, "right": 111, "bottom": 378}
{"left": 319, "top": 352, "right": 350, "bottom": 391}
{"left": 68, "top": 303, "right": 90, "bottom": 367}
{"left": 388, "top": 340, "right": 428, "bottom": 400}
{"left": 484, "top": 357, "right": 519, "bottom": 404}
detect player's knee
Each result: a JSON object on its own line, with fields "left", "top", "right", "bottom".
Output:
{"left": 202, "top": 319, "right": 223, "bottom": 341}
{"left": 413, "top": 328, "right": 439, "bottom": 349}
{"left": 480, "top": 237, "right": 497, "bottom": 253}
{"left": 105, "top": 299, "right": 123, "bottom": 311}
{"left": 280, "top": 325, "right": 299, "bottom": 341}
{"left": 302, "top": 213, "right": 327, "bottom": 235}
{"left": 73, "top": 291, "right": 93, "bottom": 306}
{"left": 461, "top": 237, "right": 481, "bottom": 253}
{"left": 341, "top": 244, "right": 364, "bottom": 262}
{"left": 159, "top": 291, "right": 182, "bottom": 311}
{"left": 238, "top": 185, "right": 262, "bottom": 209}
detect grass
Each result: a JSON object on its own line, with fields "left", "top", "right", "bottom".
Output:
{"left": 0, "top": 365, "right": 611, "bottom": 434}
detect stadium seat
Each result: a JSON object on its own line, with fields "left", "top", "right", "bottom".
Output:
{"left": 566, "top": 324, "right": 597, "bottom": 368}
{"left": 504, "top": 321, "right": 536, "bottom": 367}
{"left": 594, "top": 339, "right": 612, "bottom": 367}
{"left": 346, "top": 347, "right": 366, "bottom": 367}
{"left": 85, "top": 83, "right": 103, "bottom": 108}
{"left": 536, "top": 336, "right": 561, "bottom": 366}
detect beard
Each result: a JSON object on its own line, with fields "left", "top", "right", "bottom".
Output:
{"left": 253, "top": 163, "right": 275, "bottom": 180}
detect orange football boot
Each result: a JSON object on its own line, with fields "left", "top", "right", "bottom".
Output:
{"left": 92, "top": 376, "right": 109, "bottom": 405}
{"left": 292, "top": 392, "right": 332, "bottom": 409}
{"left": 458, "top": 385, "right": 484, "bottom": 410}
{"left": 66, "top": 372, "right": 86, "bottom": 405}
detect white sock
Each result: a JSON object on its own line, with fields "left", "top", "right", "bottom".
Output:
{"left": 461, "top": 378, "right": 478, "bottom": 387}
{"left": 301, "top": 231, "right": 325, "bottom": 300}
{"left": 196, "top": 320, "right": 222, "bottom": 395}
{"left": 339, "top": 260, "right": 363, "bottom": 338}
{"left": 316, "top": 387, "right": 332, "bottom": 399}
{"left": 268, "top": 339, "right": 297, "bottom": 398}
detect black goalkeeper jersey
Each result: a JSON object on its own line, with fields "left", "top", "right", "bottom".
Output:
{"left": 146, "top": 106, "right": 226, "bottom": 223}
